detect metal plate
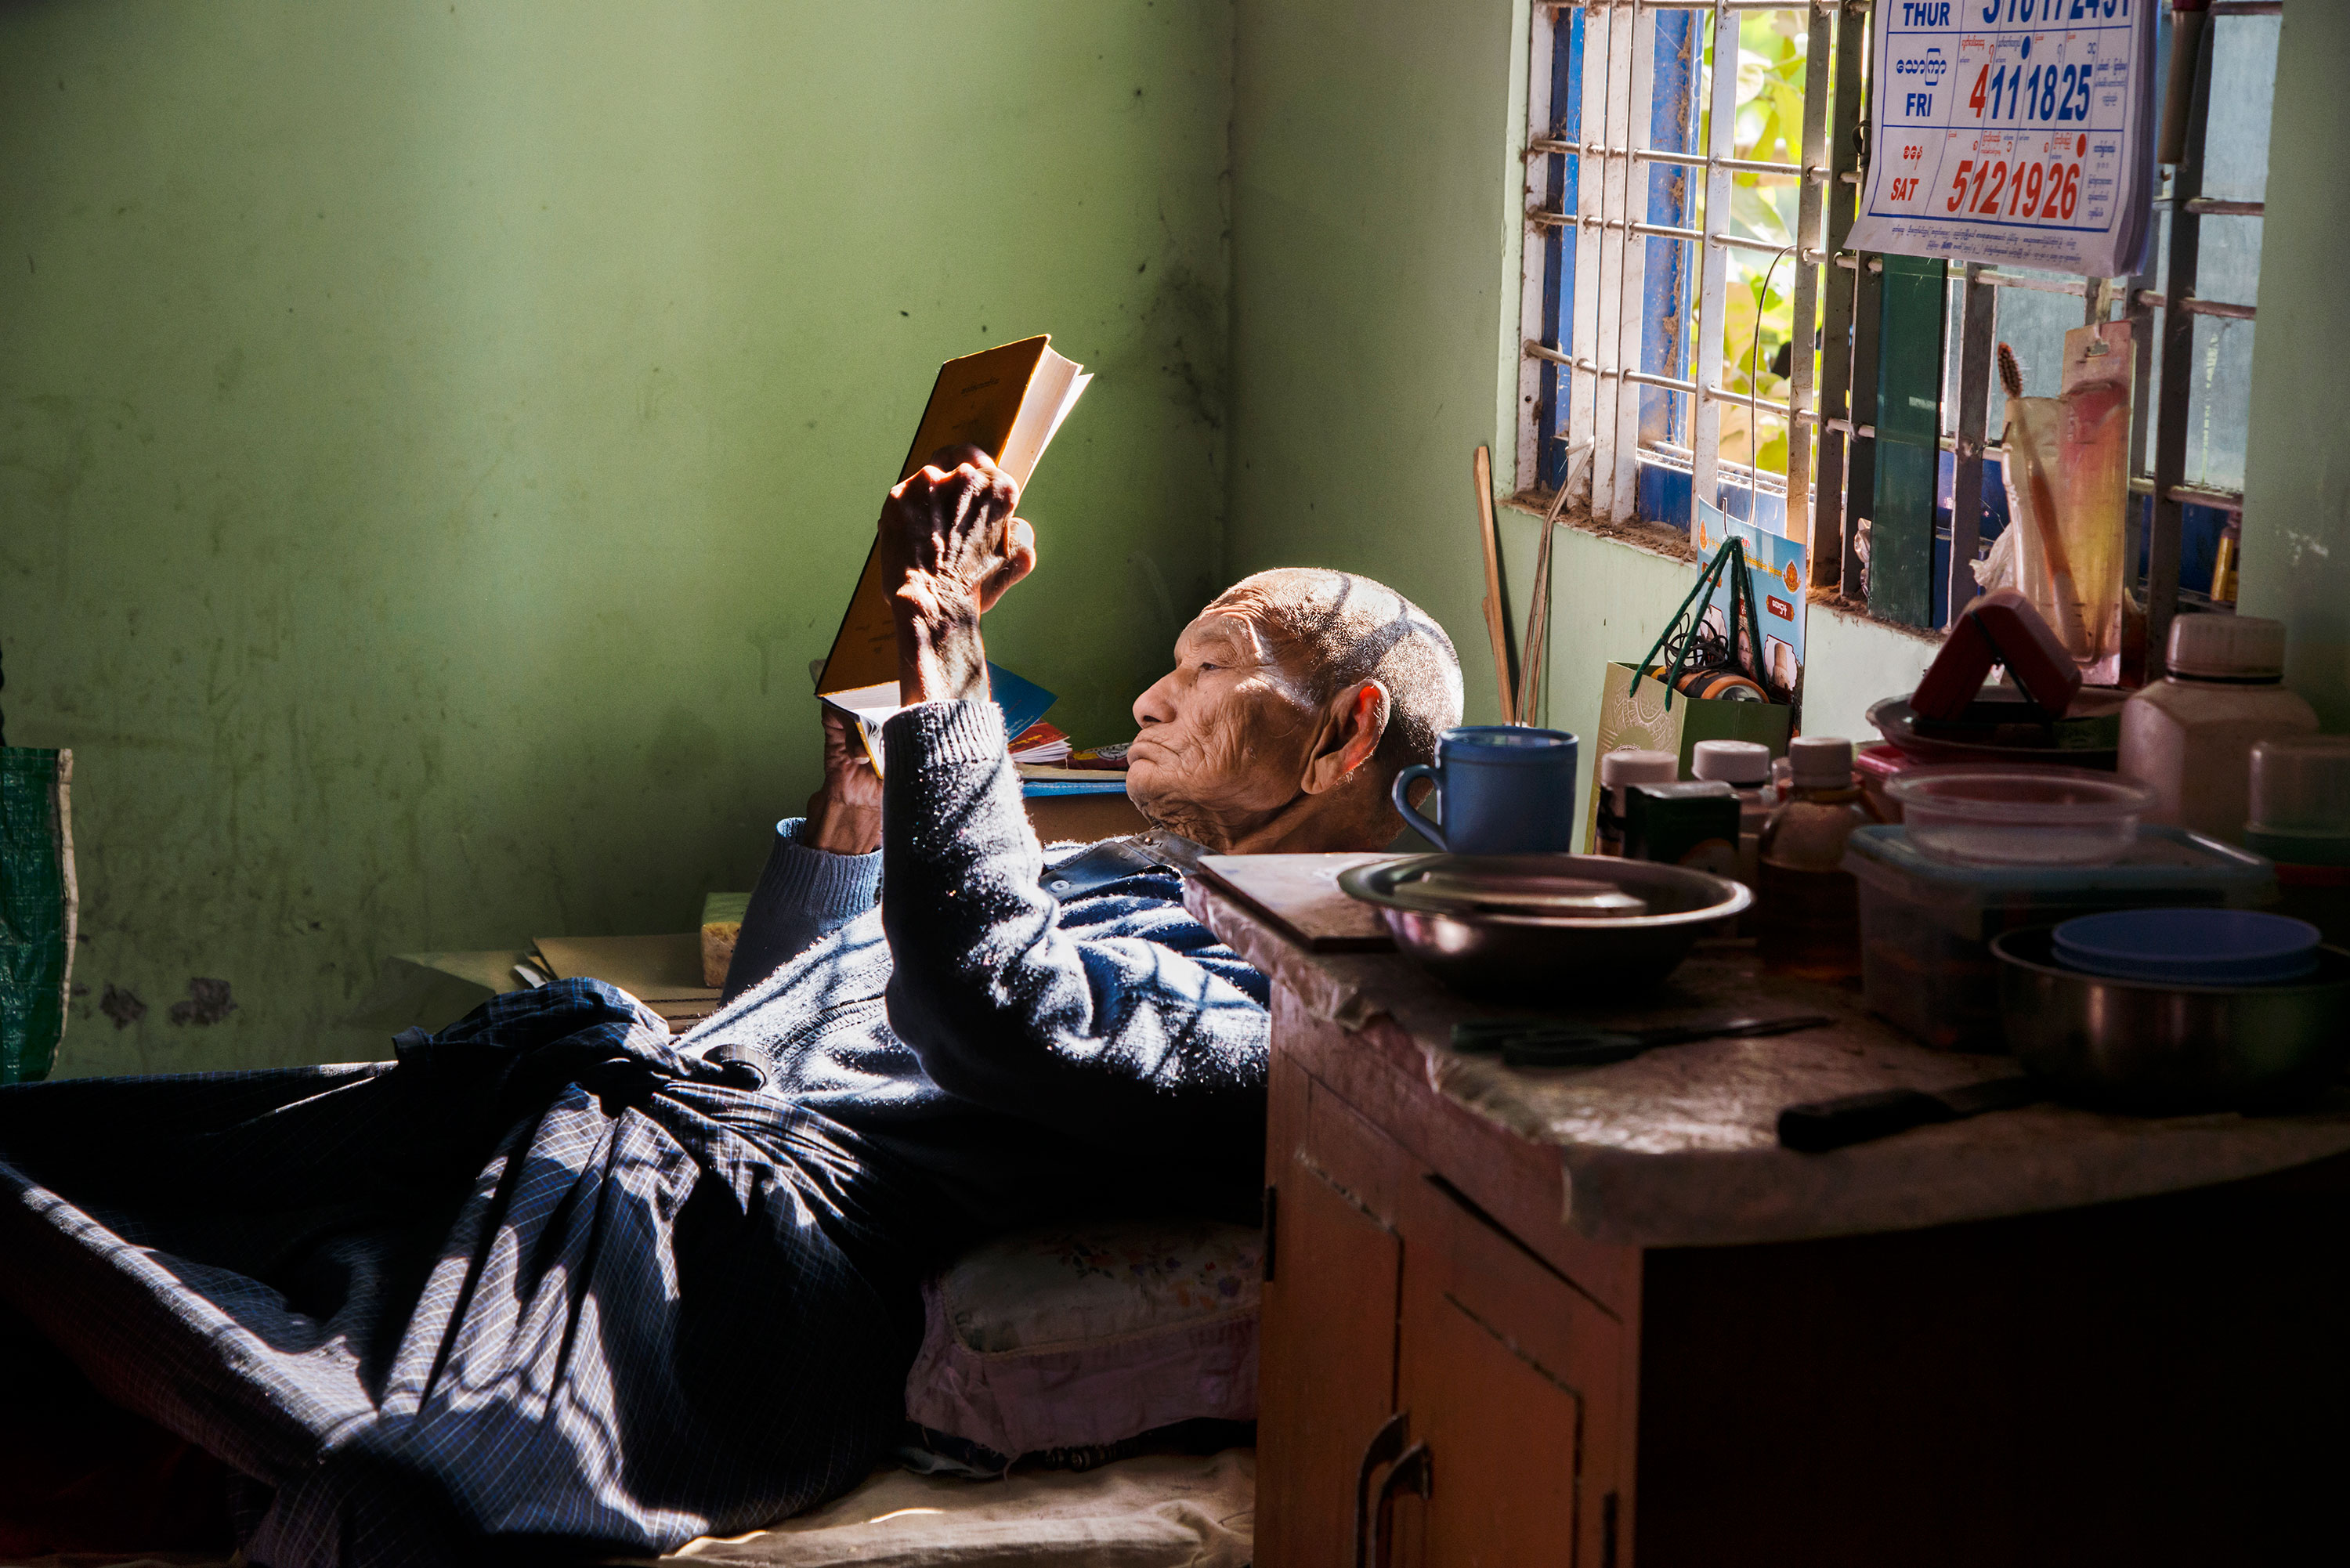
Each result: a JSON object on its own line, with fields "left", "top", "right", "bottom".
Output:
{"left": 1339, "top": 854, "right": 1751, "bottom": 1001}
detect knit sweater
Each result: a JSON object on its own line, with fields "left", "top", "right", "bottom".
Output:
{"left": 689, "top": 700, "right": 1271, "bottom": 1234}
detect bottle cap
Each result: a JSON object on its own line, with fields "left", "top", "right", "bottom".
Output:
{"left": 1597, "top": 748, "right": 1679, "bottom": 787}
{"left": 1691, "top": 739, "right": 1772, "bottom": 786}
{"left": 2168, "top": 613, "right": 2287, "bottom": 679}
{"left": 1787, "top": 735, "right": 1853, "bottom": 788}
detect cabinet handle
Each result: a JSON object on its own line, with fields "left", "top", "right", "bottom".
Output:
{"left": 1352, "top": 1411, "right": 1409, "bottom": 1568}
{"left": 1366, "top": 1440, "right": 1434, "bottom": 1568}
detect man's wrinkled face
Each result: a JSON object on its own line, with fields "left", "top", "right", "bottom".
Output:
{"left": 1126, "top": 606, "right": 1317, "bottom": 840}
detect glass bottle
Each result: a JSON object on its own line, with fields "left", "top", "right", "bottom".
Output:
{"left": 1756, "top": 737, "right": 1872, "bottom": 981}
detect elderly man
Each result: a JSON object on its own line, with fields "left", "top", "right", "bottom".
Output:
{"left": 0, "top": 450, "right": 1460, "bottom": 1566}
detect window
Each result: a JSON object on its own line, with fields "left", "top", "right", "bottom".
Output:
{"left": 1519, "top": 0, "right": 2280, "bottom": 663}
{"left": 1519, "top": 1, "right": 1839, "bottom": 542}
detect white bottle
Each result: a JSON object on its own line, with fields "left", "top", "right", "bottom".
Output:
{"left": 1691, "top": 739, "right": 1773, "bottom": 891}
{"left": 1594, "top": 748, "right": 1679, "bottom": 855}
{"left": 2119, "top": 615, "right": 2318, "bottom": 844}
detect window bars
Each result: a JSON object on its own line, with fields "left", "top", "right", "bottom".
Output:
{"left": 1524, "top": 0, "right": 2273, "bottom": 664}
{"left": 1520, "top": 1, "right": 1840, "bottom": 546}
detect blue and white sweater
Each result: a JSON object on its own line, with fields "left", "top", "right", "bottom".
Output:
{"left": 689, "top": 699, "right": 1271, "bottom": 1233}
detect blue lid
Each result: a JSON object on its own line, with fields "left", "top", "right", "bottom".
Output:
{"left": 2052, "top": 907, "right": 2323, "bottom": 985}
{"left": 1845, "top": 824, "right": 2273, "bottom": 891}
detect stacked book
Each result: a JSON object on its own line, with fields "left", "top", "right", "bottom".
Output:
{"left": 1016, "top": 737, "right": 1131, "bottom": 796}
{"left": 1009, "top": 720, "right": 1072, "bottom": 766}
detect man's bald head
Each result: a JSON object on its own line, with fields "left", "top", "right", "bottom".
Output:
{"left": 1206, "top": 569, "right": 1464, "bottom": 776}
{"left": 1126, "top": 569, "right": 1463, "bottom": 853}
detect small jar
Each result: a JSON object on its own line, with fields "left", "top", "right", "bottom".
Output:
{"left": 1594, "top": 748, "right": 1679, "bottom": 856}
{"left": 1757, "top": 737, "right": 1872, "bottom": 980}
{"left": 2119, "top": 616, "right": 2317, "bottom": 843}
{"left": 1692, "top": 739, "right": 1773, "bottom": 894}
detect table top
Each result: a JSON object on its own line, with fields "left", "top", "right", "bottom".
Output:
{"left": 1185, "top": 868, "right": 2350, "bottom": 1248}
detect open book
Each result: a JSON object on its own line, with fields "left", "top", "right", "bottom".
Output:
{"left": 815, "top": 336, "right": 1090, "bottom": 766}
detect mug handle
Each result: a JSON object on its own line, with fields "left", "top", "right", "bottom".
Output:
{"left": 1392, "top": 764, "right": 1448, "bottom": 851}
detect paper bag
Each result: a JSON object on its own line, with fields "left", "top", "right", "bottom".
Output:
{"left": 1583, "top": 664, "right": 1791, "bottom": 851}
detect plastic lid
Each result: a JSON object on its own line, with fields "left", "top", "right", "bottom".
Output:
{"left": 2167, "top": 612, "right": 2287, "bottom": 678}
{"left": 1842, "top": 822, "right": 2276, "bottom": 891}
{"left": 1597, "top": 747, "right": 1679, "bottom": 786}
{"left": 1788, "top": 735, "right": 1853, "bottom": 788}
{"left": 2249, "top": 734, "right": 2350, "bottom": 837}
{"left": 1691, "top": 739, "right": 1772, "bottom": 785}
{"left": 2052, "top": 907, "right": 2321, "bottom": 985}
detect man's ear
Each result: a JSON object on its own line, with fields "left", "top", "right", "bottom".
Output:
{"left": 1300, "top": 681, "right": 1390, "bottom": 797}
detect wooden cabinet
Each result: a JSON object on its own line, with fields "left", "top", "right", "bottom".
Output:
{"left": 1216, "top": 883, "right": 2350, "bottom": 1567}
{"left": 1256, "top": 1055, "right": 1404, "bottom": 1568}
{"left": 1257, "top": 1043, "right": 1631, "bottom": 1568}
{"left": 1390, "top": 1172, "right": 1624, "bottom": 1568}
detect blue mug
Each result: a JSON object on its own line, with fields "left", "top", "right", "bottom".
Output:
{"left": 1392, "top": 726, "right": 1580, "bottom": 854}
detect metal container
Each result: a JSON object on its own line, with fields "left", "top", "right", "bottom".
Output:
{"left": 1338, "top": 854, "right": 1750, "bottom": 1000}
{"left": 1990, "top": 927, "right": 2350, "bottom": 1111}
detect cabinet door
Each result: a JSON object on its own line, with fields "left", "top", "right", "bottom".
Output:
{"left": 1387, "top": 1176, "right": 1629, "bottom": 1568}
{"left": 1256, "top": 1058, "right": 1408, "bottom": 1568}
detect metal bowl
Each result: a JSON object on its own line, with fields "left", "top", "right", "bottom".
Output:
{"left": 1991, "top": 927, "right": 2350, "bottom": 1111}
{"left": 1339, "top": 854, "right": 1751, "bottom": 1000}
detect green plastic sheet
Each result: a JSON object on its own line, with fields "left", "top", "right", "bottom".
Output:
{"left": 1, "top": 747, "right": 76, "bottom": 1083}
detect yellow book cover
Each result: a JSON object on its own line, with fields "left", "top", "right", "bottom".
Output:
{"left": 815, "top": 336, "right": 1090, "bottom": 699}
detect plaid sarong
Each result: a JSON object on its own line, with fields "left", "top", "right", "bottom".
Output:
{"left": 0, "top": 980, "right": 941, "bottom": 1566}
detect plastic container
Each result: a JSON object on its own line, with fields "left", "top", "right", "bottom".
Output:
{"left": 2052, "top": 908, "right": 2321, "bottom": 985}
{"left": 1853, "top": 742, "right": 1917, "bottom": 823}
{"left": 1885, "top": 766, "right": 2155, "bottom": 867}
{"left": 2246, "top": 735, "right": 2350, "bottom": 948}
{"left": 2119, "top": 614, "right": 2318, "bottom": 843}
{"left": 1757, "top": 738, "right": 1874, "bottom": 981}
{"left": 1846, "top": 824, "right": 2276, "bottom": 1051}
{"left": 2247, "top": 735, "right": 2350, "bottom": 861}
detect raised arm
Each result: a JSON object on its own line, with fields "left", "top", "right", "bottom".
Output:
{"left": 870, "top": 449, "right": 1267, "bottom": 1155}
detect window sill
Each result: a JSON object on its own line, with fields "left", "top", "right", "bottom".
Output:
{"left": 1500, "top": 489, "right": 1697, "bottom": 566}
{"left": 1807, "top": 591, "right": 1946, "bottom": 648}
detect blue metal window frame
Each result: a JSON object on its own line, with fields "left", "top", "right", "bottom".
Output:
{"left": 1531, "top": 7, "right": 1697, "bottom": 518}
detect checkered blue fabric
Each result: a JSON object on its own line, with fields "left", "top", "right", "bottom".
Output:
{"left": 0, "top": 980, "right": 941, "bottom": 1566}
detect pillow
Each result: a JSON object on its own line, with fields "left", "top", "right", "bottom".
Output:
{"left": 902, "top": 1218, "right": 1262, "bottom": 1469}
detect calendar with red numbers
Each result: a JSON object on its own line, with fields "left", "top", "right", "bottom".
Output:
{"left": 1849, "top": 0, "right": 2157, "bottom": 277}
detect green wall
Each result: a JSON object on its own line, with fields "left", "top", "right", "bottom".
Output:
{"left": 1228, "top": 0, "right": 1537, "bottom": 724}
{"left": 2240, "top": 2, "right": 2350, "bottom": 728}
{"left": 0, "top": 0, "right": 1233, "bottom": 1075}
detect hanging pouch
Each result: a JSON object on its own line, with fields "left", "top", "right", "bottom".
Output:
{"left": 1, "top": 746, "right": 76, "bottom": 1083}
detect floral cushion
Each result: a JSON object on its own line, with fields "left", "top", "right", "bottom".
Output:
{"left": 903, "top": 1219, "right": 1263, "bottom": 1466}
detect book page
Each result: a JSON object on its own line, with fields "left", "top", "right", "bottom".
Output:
{"left": 818, "top": 337, "right": 1088, "bottom": 697}
{"left": 997, "top": 350, "right": 1086, "bottom": 486}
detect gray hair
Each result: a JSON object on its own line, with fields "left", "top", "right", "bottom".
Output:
{"left": 1213, "top": 569, "right": 1465, "bottom": 774}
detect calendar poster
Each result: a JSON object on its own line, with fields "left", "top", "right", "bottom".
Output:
{"left": 1849, "top": 1, "right": 2157, "bottom": 276}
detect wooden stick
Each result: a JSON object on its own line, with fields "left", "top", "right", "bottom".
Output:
{"left": 1517, "top": 469, "right": 1576, "bottom": 726}
{"left": 1473, "top": 446, "right": 1517, "bottom": 724}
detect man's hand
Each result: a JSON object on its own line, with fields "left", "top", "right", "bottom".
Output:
{"left": 803, "top": 708, "right": 884, "bottom": 856}
{"left": 878, "top": 445, "right": 1038, "bottom": 703}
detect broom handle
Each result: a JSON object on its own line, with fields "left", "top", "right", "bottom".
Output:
{"left": 1473, "top": 446, "right": 1517, "bottom": 724}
